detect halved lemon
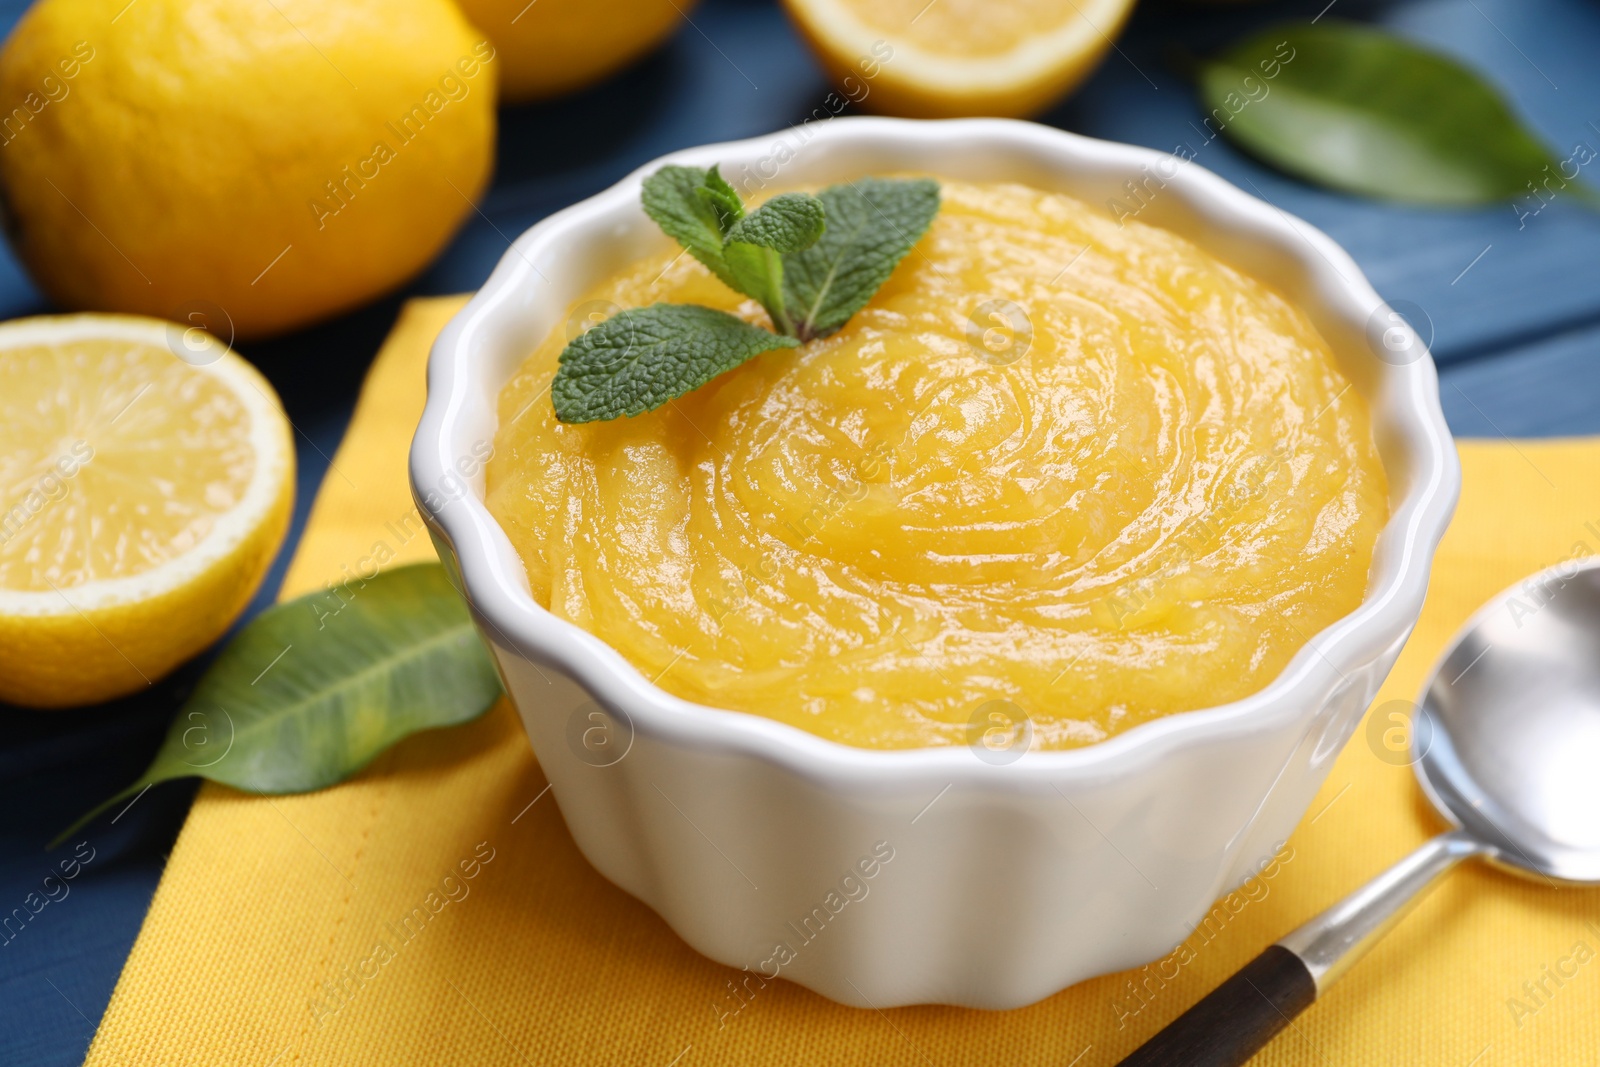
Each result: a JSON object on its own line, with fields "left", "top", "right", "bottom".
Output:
{"left": 782, "top": 0, "right": 1139, "bottom": 118}
{"left": 0, "top": 315, "right": 294, "bottom": 708}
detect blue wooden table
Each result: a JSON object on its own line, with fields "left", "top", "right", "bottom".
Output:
{"left": 3, "top": 0, "right": 1597, "bottom": 1061}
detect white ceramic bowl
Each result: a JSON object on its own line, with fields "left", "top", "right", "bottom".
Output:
{"left": 411, "top": 117, "right": 1459, "bottom": 1010}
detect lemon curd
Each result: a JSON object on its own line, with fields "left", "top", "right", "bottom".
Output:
{"left": 486, "top": 180, "right": 1388, "bottom": 750}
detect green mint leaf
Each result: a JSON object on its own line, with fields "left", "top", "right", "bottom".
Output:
{"left": 724, "top": 242, "right": 793, "bottom": 334}
{"left": 641, "top": 164, "right": 739, "bottom": 289}
{"left": 722, "top": 193, "right": 825, "bottom": 334}
{"left": 51, "top": 563, "right": 501, "bottom": 849}
{"left": 782, "top": 177, "right": 940, "bottom": 341}
{"left": 552, "top": 303, "right": 799, "bottom": 423}
{"left": 696, "top": 164, "right": 745, "bottom": 235}
{"left": 725, "top": 192, "right": 826, "bottom": 253}
{"left": 1200, "top": 23, "right": 1597, "bottom": 207}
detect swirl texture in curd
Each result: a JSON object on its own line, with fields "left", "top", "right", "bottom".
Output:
{"left": 486, "top": 180, "right": 1388, "bottom": 751}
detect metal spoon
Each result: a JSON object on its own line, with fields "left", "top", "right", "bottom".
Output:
{"left": 1121, "top": 558, "right": 1600, "bottom": 1066}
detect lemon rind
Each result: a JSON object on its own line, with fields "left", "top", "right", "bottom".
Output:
{"left": 0, "top": 314, "right": 294, "bottom": 618}
{"left": 789, "top": 0, "right": 1135, "bottom": 94}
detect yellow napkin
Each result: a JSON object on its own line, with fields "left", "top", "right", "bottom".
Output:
{"left": 85, "top": 296, "right": 1600, "bottom": 1066}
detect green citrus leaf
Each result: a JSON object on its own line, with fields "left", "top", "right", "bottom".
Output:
{"left": 1200, "top": 22, "right": 1594, "bottom": 207}
{"left": 51, "top": 562, "right": 501, "bottom": 848}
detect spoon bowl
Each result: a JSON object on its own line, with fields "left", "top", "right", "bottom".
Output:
{"left": 1418, "top": 559, "right": 1600, "bottom": 882}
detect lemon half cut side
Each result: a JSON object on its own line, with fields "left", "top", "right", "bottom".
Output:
{"left": 784, "top": 0, "right": 1140, "bottom": 118}
{"left": 0, "top": 315, "right": 295, "bottom": 708}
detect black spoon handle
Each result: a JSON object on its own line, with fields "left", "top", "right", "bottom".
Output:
{"left": 1117, "top": 945, "right": 1314, "bottom": 1067}
{"left": 1116, "top": 830, "right": 1479, "bottom": 1067}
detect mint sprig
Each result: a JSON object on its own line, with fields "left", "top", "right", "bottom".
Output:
{"left": 553, "top": 166, "right": 940, "bottom": 424}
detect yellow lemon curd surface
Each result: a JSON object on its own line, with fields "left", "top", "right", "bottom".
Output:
{"left": 486, "top": 180, "right": 1388, "bottom": 750}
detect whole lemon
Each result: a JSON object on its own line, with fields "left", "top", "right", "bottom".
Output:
{"left": 0, "top": 0, "right": 497, "bottom": 339}
{"left": 454, "top": 0, "right": 693, "bottom": 102}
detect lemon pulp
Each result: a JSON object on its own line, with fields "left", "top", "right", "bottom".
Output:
{"left": 0, "top": 316, "right": 293, "bottom": 708}
{"left": 843, "top": 0, "right": 1094, "bottom": 58}
{"left": 487, "top": 180, "right": 1388, "bottom": 750}
{"left": 1, "top": 340, "right": 255, "bottom": 591}
{"left": 782, "top": 0, "right": 1138, "bottom": 117}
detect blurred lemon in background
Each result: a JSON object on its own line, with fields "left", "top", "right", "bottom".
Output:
{"left": 783, "top": 0, "right": 1138, "bottom": 117}
{"left": 0, "top": 316, "right": 294, "bottom": 708}
{"left": 454, "top": 0, "right": 693, "bottom": 101}
{"left": 0, "top": 0, "right": 496, "bottom": 339}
